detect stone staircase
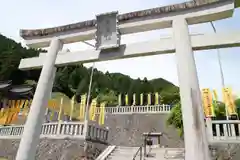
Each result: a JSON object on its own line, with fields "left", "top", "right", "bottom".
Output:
{"left": 99, "top": 146, "right": 185, "bottom": 160}
{"left": 95, "top": 112, "right": 184, "bottom": 160}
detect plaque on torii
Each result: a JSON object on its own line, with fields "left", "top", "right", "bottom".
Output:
{"left": 95, "top": 11, "right": 121, "bottom": 50}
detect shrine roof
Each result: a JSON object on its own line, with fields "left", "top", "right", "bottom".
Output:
{"left": 0, "top": 80, "right": 12, "bottom": 90}
{"left": 20, "top": 0, "right": 238, "bottom": 39}
{"left": 0, "top": 81, "right": 34, "bottom": 98}
{"left": 9, "top": 85, "right": 33, "bottom": 95}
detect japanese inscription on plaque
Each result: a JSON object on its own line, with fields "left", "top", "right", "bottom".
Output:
{"left": 95, "top": 11, "right": 120, "bottom": 50}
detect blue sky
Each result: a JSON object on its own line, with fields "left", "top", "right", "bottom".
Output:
{"left": 0, "top": 0, "right": 240, "bottom": 98}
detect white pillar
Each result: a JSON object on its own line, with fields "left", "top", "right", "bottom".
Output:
{"left": 172, "top": 18, "right": 210, "bottom": 160}
{"left": 16, "top": 39, "right": 62, "bottom": 160}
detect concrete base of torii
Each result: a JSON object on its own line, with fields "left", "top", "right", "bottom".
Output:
{"left": 173, "top": 17, "right": 211, "bottom": 160}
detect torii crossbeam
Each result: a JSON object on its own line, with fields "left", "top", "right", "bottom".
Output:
{"left": 16, "top": 1, "right": 240, "bottom": 160}
{"left": 19, "top": 32, "right": 240, "bottom": 70}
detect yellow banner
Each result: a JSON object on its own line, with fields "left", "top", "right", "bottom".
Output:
{"left": 133, "top": 93, "right": 136, "bottom": 106}
{"left": 5, "top": 100, "right": 25, "bottom": 124}
{"left": 79, "top": 94, "right": 87, "bottom": 120}
{"left": 202, "top": 88, "right": 215, "bottom": 117}
{"left": 155, "top": 92, "right": 159, "bottom": 105}
{"left": 70, "top": 96, "right": 75, "bottom": 120}
{"left": 140, "top": 93, "right": 143, "bottom": 105}
{"left": 0, "top": 108, "right": 4, "bottom": 118}
{"left": 48, "top": 99, "right": 58, "bottom": 109}
{"left": 22, "top": 99, "right": 31, "bottom": 116}
{"left": 11, "top": 100, "right": 25, "bottom": 123}
{"left": 5, "top": 100, "right": 15, "bottom": 124}
{"left": 0, "top": 108, "right": 8, "bottom": 125}
{"left": 58, "top": 98, "right": 64, "bottom": 121}
{"left": 92, "top": 100, "right": 97, "bottom": 121}
{"left": 99, "top": 102, "right": 106, "bottom": 125}
{"left": 222, "top": 88, "right": 237, "bottom": 115}
{"left": 147, "top": 93, "right": 151, "bottom": 105}
{"left": 89, "top": 98, "right": 97, "bottom": 121}
{"left": 125, "top": 94, "right": 128, "bottom": 106}
{"left": 118, "top": 94, "right": 121, "bottom": 106}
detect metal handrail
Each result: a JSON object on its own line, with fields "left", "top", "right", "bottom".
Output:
{"left": 133, "top": 146, "right": 143, "bottom": 160}
{"left": 96, "top": 145, "right": 116, "bottom": 160}
{"left": 143, "top": 128, "right": 156, "bottom": 157}
{"left": 146, "top": 146, "right": 153, "bottom": 157}
{"left": 132, "top": 129, "right": 156, "bottom": 160}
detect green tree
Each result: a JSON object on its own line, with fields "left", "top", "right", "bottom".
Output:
{"left": 166, "top": 102, "right": 183, "bottom": 137}
{"left": 0, "top": 35, "right": 40, "bottom": 84}
{"left": 160, "top": 89, "right": 180, "bottom": 105}
{"left": 235, "top": 98, "right": 240, "bottom": 108}
{"left": 0, "top": 33, "right": 179, "bottom": 106}
{"left": 235, "top": 98, "right": 240, "bottom": 116}
{"left": 167, "top": 100, "right": 240, "bottom": 138}
{"left": 97, "top": 90, "right": 118, "bottom": 106}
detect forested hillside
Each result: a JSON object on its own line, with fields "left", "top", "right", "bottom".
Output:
{"left": 0, "top": 34, "right": 179, "bottom": 105}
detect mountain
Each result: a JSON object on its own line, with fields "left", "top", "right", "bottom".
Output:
{"left": 0, "top": 34, "right": 179, "bottom": 105}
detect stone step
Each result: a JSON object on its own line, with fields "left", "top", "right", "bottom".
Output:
{"left": 115, "top": 147, "right": 139, "bottom": 151}
{"left": 108, "top": 155, "right": 184, "bottom": 160}
{"left": 113, "top": 149, "right": 182, "bottom": 155}
{"left": 106, "top": 147, "right": 185, "bottom": 160}
{"left": 116, "top": 146, "right": 139, "bottom": 150}
{"left": 110, "top": 152, "right": 137, "bottom": 156}
{"left": 107, "top": 155, "right": 135, "bottom": 160}
{"left": 113, "top": 147, "right": 139, "bottom": 153}
{"left": 107, "top": 148, "right": 139, "bottom": 160}
{"left": 112, "top": 151, "right": 140, "bottom": 155}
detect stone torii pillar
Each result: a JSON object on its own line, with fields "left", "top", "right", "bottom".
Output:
{"left": 15, "top": 39, "right": 62, "bottom": 160}
{"left": 173, "top": 17, "right": 210, "bottom": 160}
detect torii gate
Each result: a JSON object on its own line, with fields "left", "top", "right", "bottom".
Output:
{"left": 16, "top": 0, "right": 240, "bottom": 160}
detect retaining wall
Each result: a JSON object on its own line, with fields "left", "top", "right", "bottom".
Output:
{"left": 0, "top": 139, "right": 106, "bottom": 160}
{"left": 104, "top": 113, "right": 184, "bottom": 147}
